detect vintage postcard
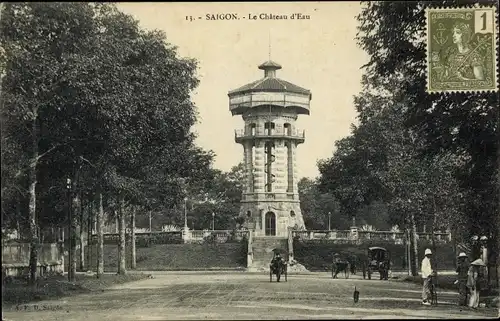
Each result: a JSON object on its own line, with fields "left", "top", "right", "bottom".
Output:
{"left": 426, "top": 6, "right": 498, "bottom": 93}
{"left": 1, "top": 2, "right": 498, "bottom": 321}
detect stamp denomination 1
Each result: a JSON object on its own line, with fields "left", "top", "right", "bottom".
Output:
{"left": 426, "top": 6, "right": 498, "bottom": 93}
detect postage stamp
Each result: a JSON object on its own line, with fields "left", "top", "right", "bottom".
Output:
{"left": 426, "top": 6, "right": 498, "bottom": 93}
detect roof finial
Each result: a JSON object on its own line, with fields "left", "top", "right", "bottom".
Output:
{"left": 268, "top": 31, "right": 271, "bottom": 60}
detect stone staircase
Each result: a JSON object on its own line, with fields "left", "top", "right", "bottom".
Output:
{"left": 247, "top": 236, "right": 289, "bottom": 272}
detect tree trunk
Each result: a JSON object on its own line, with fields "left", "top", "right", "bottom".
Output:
{"left": 86, "top": 199, "right": 92, "bottom": 271}
{"left": 79, "top": 192, "right": 85, "bottom": 271}
{"left": 16, "top": 197, "right": 21, "bottom": 239}
{"left": 69, "top": 188, "right": 79, "bottom": 282}
{"left": 430, "top": 197, "right": 437, "bottom": 270}
{"left": 410, "top": 212, "right": 419, "bottom": 276}
{"left": 130, "top": 206, "right": 136, "bottom": 269}
{"left": 451, "top": 226, "right": 457, "bottom": 268}
{"left": 497, "top": 88, "right": 500, "bottom": 290}
{"left": 96, "top": 193, "right": 104, "bottom": 278}
{"left": 118, "top": 197, "right": 126, "bottom": 275}
{"left": 28, "top": 114, "right": 39, "bottom": 287}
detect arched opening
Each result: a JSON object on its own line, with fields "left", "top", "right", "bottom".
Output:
{"left": 265, "top": 212, "right": 276, "bottom": 236}
{"left": 264, "top": 122, "right": 275, "bottom": 136}
{"left": 284, "top": 123, "right": 291, "bottom": 136}
{"left": 250, "top": 123, "right": 256, "bottom": 136}
{"left": 247, "top": 211, "right": 251, "bottom": 217}
{"left": 290, "top": 210, "right": 296, "bottom": 217}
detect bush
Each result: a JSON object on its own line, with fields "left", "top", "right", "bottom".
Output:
{"left": 293, "top": 239, "right": 456, "bottom": 271}
{"left": 135, "top": 232, "right": 183, "bottom": 248}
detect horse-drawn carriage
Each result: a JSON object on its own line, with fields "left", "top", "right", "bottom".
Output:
{"left": 362, "top": 247, "right": 391, "bottom": 280}
{"left": 270, "top": 249, "right": 288, "bottom": 282}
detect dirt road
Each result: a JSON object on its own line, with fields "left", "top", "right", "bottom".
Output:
{"left": 3, "top": 272, "right": 497, "bottom": 320}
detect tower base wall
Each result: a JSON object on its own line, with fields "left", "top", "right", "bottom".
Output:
{"left": 240, "top": 196, "right": 305, "bottom": 237}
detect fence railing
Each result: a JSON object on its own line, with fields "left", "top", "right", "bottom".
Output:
{"left": 90, "top": 230, "right": 250, "bottom": 245}
{"left": 292, "top": 229, "right": 451, "bottom": 244}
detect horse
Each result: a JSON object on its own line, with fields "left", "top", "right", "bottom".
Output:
{"left": 332, "top": 255, "right": 351, "bottom": 279}
{"left": 270, "top": 258, "right": 287, "bottom": 282}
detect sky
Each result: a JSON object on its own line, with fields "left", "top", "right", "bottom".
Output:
{"left": 116, "top": 2, "right": 369, "bottom": 179}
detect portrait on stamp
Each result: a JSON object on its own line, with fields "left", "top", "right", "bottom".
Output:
{"left": 427, "top": 7, "right": 497, "bottom": 93}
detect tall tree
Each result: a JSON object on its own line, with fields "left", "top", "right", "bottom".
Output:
{"left": 1, "top": 2, "right": 214, "bottom": 282}
{"left": 1, "top": 2, "right": 101, "bottom": 285}
{"left": 355, "top": 0, "right": 498, "bottom": 258}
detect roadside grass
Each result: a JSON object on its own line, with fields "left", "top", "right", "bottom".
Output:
{"left": 2, "top": 273, "right": 148, "bottom": 305}
{"left": 80, "top": 243, "right": 247, "bottom": 271}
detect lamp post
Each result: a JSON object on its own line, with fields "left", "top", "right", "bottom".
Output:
{"left": 184, "top": 197, "right": 188, "bottom": 229}
{"left": 66, "top": 178, "right": 72, "bottom": 281}
{"left": 212, "top": 212, "right": 215, "bottom": 231}
{"left": 328, "top": 212, "right": 331, "bottom": 231}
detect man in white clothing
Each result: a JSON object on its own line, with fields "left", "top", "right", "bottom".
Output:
{"left": 421, "top": 248, "right": 435, "bottom": 305}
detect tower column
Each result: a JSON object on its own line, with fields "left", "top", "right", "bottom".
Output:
{"left": 243, "top": 142, "right": 254, "bottom": 193}
{"left": 274, "top": 141, "right": 286, "bottom": 193}
{"left": 291, "top": 143, "right": 299, "bottom": 194}
{"left": 287, "top": 142, "right": 294, "bottom": 193}
{"left": 253, "top": 141, "right": 265, "bottom": 193}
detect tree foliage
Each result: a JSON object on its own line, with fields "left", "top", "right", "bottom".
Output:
{"left": 318, "top": 0, "right": 497, "bottom": 260}
{"left": 0, "top": 2, "right": 216, "bottom": 281}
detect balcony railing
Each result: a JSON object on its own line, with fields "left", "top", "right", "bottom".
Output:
{"left": 234, "top": 129, "right": 305, "bottom": 141}
{"left": 241, "top": 193, "right": 297, "bottom": 201}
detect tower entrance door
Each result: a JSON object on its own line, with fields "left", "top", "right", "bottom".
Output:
{"left": 265, "top": 212, "right": 276, "bottom": 236}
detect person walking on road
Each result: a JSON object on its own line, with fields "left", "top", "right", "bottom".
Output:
{"left": 456, "top": 252, "right": 469, "bottom": 306}
{"left": 467, "top": 258, "right": 485, "bottom": 309}
{"left": 421, "top": 248, "right": 435, "bottom": 306}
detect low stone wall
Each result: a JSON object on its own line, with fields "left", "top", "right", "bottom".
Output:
{"left": 292, "top": 230, "right": 452, "bottom": 244}
{"left": 293, "top": 239, "right": 456, "bottom": 272}
{"left": 2, "top": 242, "right": 63, "bottom": 277}
{"left": 90, "top": 230, "right": 249, "bottom": 246}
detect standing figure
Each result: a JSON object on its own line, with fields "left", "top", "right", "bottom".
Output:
{"left": 421, "top": 248, "right": 435, "bottom": 306}
{"left": 479, "top": 236, "right": 489, "bottom": 289}
{"left": 456, "top": 252, "right": 469, "bottom": 306}
{"left": 271, "top": 252, "right": 283, "bottom": 265}
{"left": 467, "top": 258, "right": 486, "bottom": 309}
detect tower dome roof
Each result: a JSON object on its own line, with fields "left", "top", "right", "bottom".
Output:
{"left": 228, "top": 60, "right": 311, "bottom": 96}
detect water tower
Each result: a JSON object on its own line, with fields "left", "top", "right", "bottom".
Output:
{"left": 228, "top": 60, "right": 311, "bottom": 237}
